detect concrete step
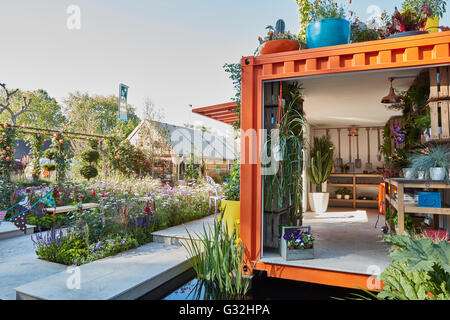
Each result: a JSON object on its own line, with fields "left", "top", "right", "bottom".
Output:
{"left": 0, "top": 222, "right": 34, "bottom": 240}
{"left": 151, "top": 215, "right": 215, "bottom": 246}
{"left": 15, "top": 242, "right": 192, "bottom": 300}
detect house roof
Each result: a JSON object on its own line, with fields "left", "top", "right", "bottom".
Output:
{"left": 127, "top": 119, "right": 237, "bottom": 161}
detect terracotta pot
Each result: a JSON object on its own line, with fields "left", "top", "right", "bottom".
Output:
{"left": 305, "top": 244, "right": 312, "bottom": 249}
{"left": 260, "top": 39, "right": 300, "bottom": 55}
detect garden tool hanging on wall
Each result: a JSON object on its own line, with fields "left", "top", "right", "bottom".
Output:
{"left": 354, "top": 128, "right": 362, "bottom": 168}
{"left": 347, "top": 128, "right": 354, "bottom": 171}
{"left": 335, "top": 128, "right": 343, "bottom": 167}
{"left": 365, "top": 127, "right": 373, "bottom": 170}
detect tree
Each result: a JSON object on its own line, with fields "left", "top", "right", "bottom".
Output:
{"left": 64, "top": 92, "right": 140, "bottom": 163}
{"left": 0, "top": 83, "right": 32, "bottom": 126}
{"left": 0, "top": 83, "right": 32, "bottom": 180}
{"left": 8, "top": 89, "right": 65, "bottom": 129}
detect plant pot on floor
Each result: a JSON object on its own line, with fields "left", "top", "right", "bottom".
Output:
{"left": 306, "top": 18, "right": 350, "bottom": 49}
{"left": 220, "top": 199, "right": 240, "bottom": 236}
{"left": 280, "top": 226, "right": 314, "bottom": 261}
{"left": 260, "top": 39, "right": 300, "bottom": 55}
{"left": 430, "top": 168, "right": 447, "bottom": 181}
{"left": 308, "top": 192, "right": 329, "bottom": 214}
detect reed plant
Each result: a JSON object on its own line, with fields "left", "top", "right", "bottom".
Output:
{"left": 184, "top": 219, "right": 249, "bottom": 299}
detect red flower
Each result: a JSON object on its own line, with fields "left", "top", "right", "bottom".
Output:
{"left": 78, "top": 195, "right": 83, "bottom": 200}
{"left": 6, "top": 146, "right": 10, "bottom": 151}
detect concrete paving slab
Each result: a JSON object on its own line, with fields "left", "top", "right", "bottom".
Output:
{"left": 15, "top": 242, "right": 192, "bottom": 300}
{"left": 261, "top": 209, "right": 392, "bottom": 275}
{"left": 0, "top": 222, "right": 34, "bottom": 240}
{"left": 0, "top": 231, "right": 66, "bottom": 300}
{"left": 152, "top": 215, "right": 216, "bottom": 245}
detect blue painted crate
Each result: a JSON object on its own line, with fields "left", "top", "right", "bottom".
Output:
{"left": 418, "top": 192, "right": 441, "bottom": 208}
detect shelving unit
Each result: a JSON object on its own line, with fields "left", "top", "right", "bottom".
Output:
{"left": 328, "top": 173, "right": 383, "bottom": 208}
{"left": 384, "top": 178, "right": 450, "bottom": 235}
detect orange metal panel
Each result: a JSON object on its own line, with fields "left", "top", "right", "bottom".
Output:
{"left": 240, "top": 32, "right": 450, "bottom": 288}
{"left": 254, "top": 262, "right": 383, "bottom": 291}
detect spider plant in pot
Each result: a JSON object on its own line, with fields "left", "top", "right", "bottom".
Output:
{"left": 307, "top": 136, "right": 334, "bottom": 214}
{"left": 409, "top": 143, "right": 450, "bottom": 180}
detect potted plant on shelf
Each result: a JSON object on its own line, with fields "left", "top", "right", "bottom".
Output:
{"left": 221, "top": 161, "right": 240, "bottom": 235}
{"left": 342, "top": 187, "right": 352, "bottom": 200}
{"left": 280, "top": 226, "right": 314, "bottom": 260}
{"left": 257, "top": 19, "right": 303, "bottom": 55}
{"left": 335, "top": 188, "right": 344, "bottom": 199}
{"left": 402, "top": 0, "right": 447, "bottom": 33}
{"left": 384, "top": 4, "right": 433, "bottom": 38}
{"left": 308, "top": 136, "right": 334, "bottom": 214}
{"left": 409, "top": 144, "right": 450, "bottom": 181}
{"left": 304, "top": 0, "right": 351, "bottom": 49}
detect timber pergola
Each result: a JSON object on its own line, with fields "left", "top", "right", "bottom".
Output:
{"left": 192, "top": 102, "right": 239, "bottom": 125}
{"left": 237, "top": 31, "right": 450, "bottom": 290}
{"left": 0, "top": 123, "right": 111, "bottom": 141}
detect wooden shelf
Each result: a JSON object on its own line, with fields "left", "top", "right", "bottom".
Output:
{"left": 384, "top": 178, "right": 450, "bottom": 235}
{"left": 328, "top": 183, "right": 353, "bottom": 187}
{"left": 327, "top": 173, "right": 383, "bottom": 208}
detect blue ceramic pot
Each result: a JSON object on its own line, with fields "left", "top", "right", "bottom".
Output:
{"left": 306, "top": 18, "right": 350, "bottom": 49}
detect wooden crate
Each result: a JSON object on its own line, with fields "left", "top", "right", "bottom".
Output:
{"left": 428, "top": 67, "right": 450, "bottom": 140}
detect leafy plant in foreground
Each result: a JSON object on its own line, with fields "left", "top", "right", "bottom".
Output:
{"left": 184, "top": 219, "right": 249, "bottom": 299}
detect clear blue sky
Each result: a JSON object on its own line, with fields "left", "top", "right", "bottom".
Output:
{"left": 0, "top": 0, "right": 449, "bottom": 135}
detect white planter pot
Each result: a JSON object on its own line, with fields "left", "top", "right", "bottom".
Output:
{"left": 403, "top": 168, "right": 415, "bottom": 179}
{"left": 308, "top": 192, "right": 329, "bottom": 214}
{"left": 336, "top": 194, "right": 342, "bottom": 199}
{"left": 430, "top": 167, "right": 446, "bottom": 181}
{"left": 344, "top": 195, "right": 351, "bottom": 200}
{"left": 417, "top": 171, "right": 425, "bottom": 180}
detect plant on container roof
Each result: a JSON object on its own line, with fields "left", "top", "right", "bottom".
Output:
{"left": 384, "top": 4, "right": 432, "bottom": 37}
{"left": 256, "top": 19, "right": 304, "bottom": 55}
{"left": 258, "top": 19, "right": 302, "bottom": 45}
{"left": 402, "top": 0, "right": 447, "bottom": 18}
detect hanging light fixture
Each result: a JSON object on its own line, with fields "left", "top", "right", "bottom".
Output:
{"left": 381, "top": 78, "right": 403, "bottom": 104}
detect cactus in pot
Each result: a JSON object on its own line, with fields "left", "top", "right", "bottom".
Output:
{"left": 275, "top": 19, "right": 286, "bottom": 34}
{"left": 307, "top": 136, "right": 334, "bottom": 213}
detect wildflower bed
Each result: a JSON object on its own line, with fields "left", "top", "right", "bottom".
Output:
{"left": 11, "top": 177, "right": 217, "bottom": 266}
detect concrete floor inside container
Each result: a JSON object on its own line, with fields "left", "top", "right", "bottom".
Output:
{"left": 261, "top": 208, "right": 391, "bottom": 276}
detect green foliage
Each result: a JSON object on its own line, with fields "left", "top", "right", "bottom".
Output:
{"left": 184, "top": 219, "right": 249, "bottom": 298}
{"left": 79, "top": 165, "right": 98, "bottom": 181}
{"left": 0, "top": 125, "right": 16, "bottom": 181}
{"left": 42, "top": 163, "right": 56, "bottom": 172}
{"left": 409, "top": 143, "right": 450, "bottom": 176}
{"left": 105, "top": 137, "right": 150, "bottom": 177}
{"left": 374, "top": 235, "right": 450, "bottom": 300}
{"left": 25, "top": 134, "right": 44, "bottom": 181}
{"left": 184, "top": 154, "right": 202, "bottom": 181}
{"left": 223, "top": 161, "right": 240, "bottom": 201}
{"left": 79, "top": 139, "right": 100, "bottom": 181}
{"left": 45, "top": 133, "right": 71, "bottom": 183}
{"left": 263, "top": 85, "right": 305, "bottom": 224}
{"left": 351, "top": 21, "right": 383, "bottom": 43}
{"left": 81, "top": 150, "right": 100, "bottom": 163}
{"left": 382, "top": 235, "right": 450, "bottom": 274}
{"left": 64, "top": 92, "right": 140, "bottom": 136}
{"left": 223, "top": 63, "right": 241, "bottom": 129}
{"left": 308, "top": 136, "right": 334, "bottom": 192}
{"left": 402, "top": 0, "right": 447, "bottom": 18}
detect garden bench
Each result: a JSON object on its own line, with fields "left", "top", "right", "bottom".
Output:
{"left": 45, "top": 203, "right": 100, "bottom": 214}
